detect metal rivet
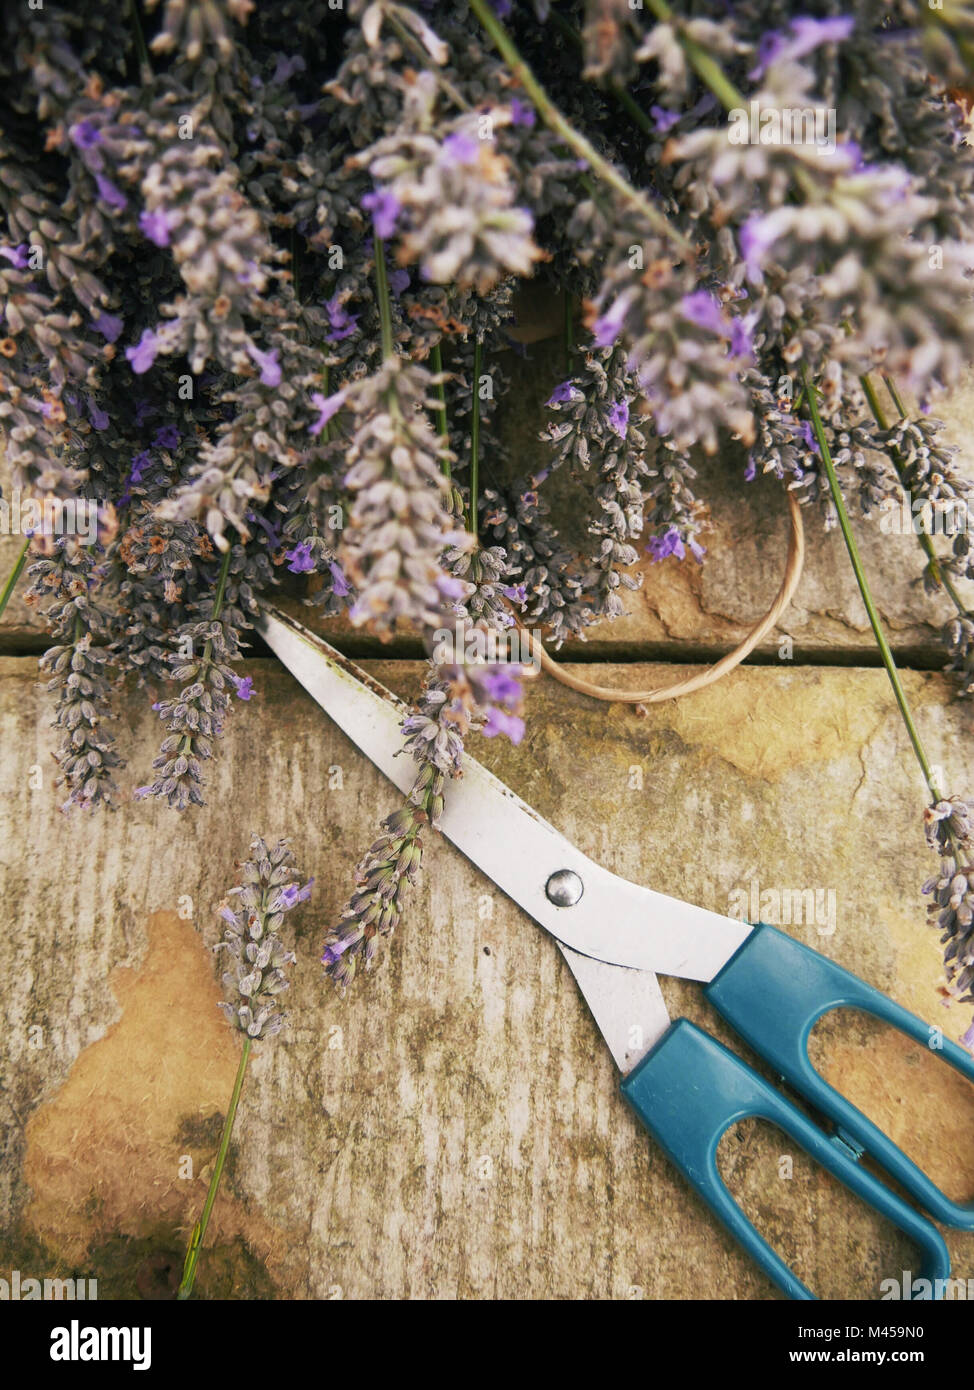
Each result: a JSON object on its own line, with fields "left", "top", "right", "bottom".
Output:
{"left": 546, "top": 869, "right": 584, "bottom": 907}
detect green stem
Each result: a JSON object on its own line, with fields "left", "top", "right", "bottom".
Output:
{"left": 469, "top": 0, "right": 694, "bottom": 258}
{"left": 291, "top": 227, "right": 301, "bottom": 305}
{"left": 126, "top": 0, "right": 152, "bottom": 78}
{"left": 374, "top": 236, "right": 395, "bottom": 361}
{"left": 321, "top": 364, "right": 331, "bottom": 444}
{"left": 468, "top": 340, "right": 481, "bottom": 540}
{"left": 645, "top": 0, "right": 745, "bottom": 111}
{"left": 0, "top": 536, "right": 30, "bottom": 621}
{"left": 644, "top": 0, "right": 818, "bottom": 201}
{"left": 177, "top": 1036, "right": 251, "bottom": 1300}
{"left": 860, "top": 373, "right": 969, "bottom": 617}
{"left": 386, "top": 9, "right": 472, "bottom": 111}
{"left": 430, "top": 342, "right": 451, "bottom": 480}
{"left": 547, "top": 8, "right": 655, "bottom": 136}
{"left": 801, "top": 364, "right": 943, "bottom": 802}
{"left": 564, "top": 292, "right": 573, "bottom": 372}
{"left": 882, "top": 374, "right": 909, "bottom": 421}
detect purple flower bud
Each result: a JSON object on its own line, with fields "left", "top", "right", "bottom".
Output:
{"left": 648, "top": 528, "right": 686, "bottom": 562}
{"left": 481, "top": 667, "right": 522, "bottom": 704}
{"left": 389, "top": 268, "right": 410, "bottom": 297}
{"left": 86, "top": 395, "right": 109, "bottom": 431}
{"left": 246, "top": 341, "right": 282, "bottom": 387}
{"left": 285, "top": 541, "right": 315, "bottom": 574}
{"left": 441, "top": 131, "right": 480, "bottom": 167}
{"left": 125, "top": 327, "right": 161, "bottom": 375}
{"left": 69, "top": 120, "right": 102, "bottom": 150}
{"left": 281, "top": 878, "right": 314, "bottom": 907}
{"left": 751, "top": 15, "right": 854, "bottom": 81}
{"left": 547, "top": 379, "right": 577, "bottom": 405}
{"left": 249, "top": 511, "right": 281, "bottom": 548}
{"left": 272, "top": 53, "right": 306, "bottom": 84}
{"left": 309, "top": 388, "right": 346, "bottom": 436}
{"left": 130, "top": 450, "right": 152, "bottom": 484}
{"left": 436, "top": 573, "right": 467, "bottom": 599}
{"left": 482, "top": 706, "right": 525, "bottom": 744}
{"left": 650, "top": 105, "right": 681, "bottom": 133}
{"left": 591, "top": 300, "right": 627, "bottom": 348}
{"left": 739, "top": 212, "right": 788, "bottom": 279}
{"left": 233, "top": 675, "right": 255, "bottom": 701}
{"left": 138, "top": 208, "right": 172, "bottom": 247}
{"left": 322, "top": 936, "right": 354, "bottom": 965}
{"left": 798, "top": 420, "right": 820, "bottom": 455}
{"left": 362, "top": 188, "right": 402, "bottom": 240}
{"left": 91, "top": 310, "right": 123, "bottom": 342}
{"left": 329, "top": 561, "right": 350, "bottom": 596}
{"left": 0, "top": 243, "right": 29, "bottom": 269}
{"left": 680, "top": 290, "right": 726, "bottom": 337}
{"left": 607, "top": 399, "right": 629, "bottom": 438}
{"left": 729, "top": 314, "right": 755, "bottom": 361}
{"left": 153, "top": 424, "right": 180, "bottom": 449}
{"left": 510, "top": 97, "right": 536, "bottom": 128}
{"left": 94, "top": 173, "right": 127, "bottom": 210}
{"left": 322, "top": 294, "right": 359, "bottom": 343}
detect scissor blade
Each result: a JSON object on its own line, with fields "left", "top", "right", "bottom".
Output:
{"left": 257, "top": 605, "right": 753, "bottom": 979}
{"left": 558, "top": 945, "right": 671, "bottom": 1073}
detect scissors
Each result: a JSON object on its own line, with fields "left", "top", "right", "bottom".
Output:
{"left": 257, "top": 603, "right": 974, "bottom": 1300}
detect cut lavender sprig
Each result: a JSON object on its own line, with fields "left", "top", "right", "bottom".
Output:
{"left": 178, "top": 833, "right": 308, "bottom": 1299}
{"left": 216, "top": 833, "right": 306, "bottom": 1040}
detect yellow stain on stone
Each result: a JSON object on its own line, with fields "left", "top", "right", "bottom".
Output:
{"left": 663, "top": 670, "right": 893, "bottom": 782}
{"left": 536, "top": 665, "right": 893, "bottom": 784}
{"left": 23, "top": 911, "right": 284, "bottom": 1266}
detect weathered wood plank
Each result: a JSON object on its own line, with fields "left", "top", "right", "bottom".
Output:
{"left": 1, "top": 656, "right": 972, "bottom": 1298}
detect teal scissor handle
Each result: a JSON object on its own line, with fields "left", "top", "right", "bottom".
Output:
{"left": 621, "top": 1018, "right": 951, "bottom": 1300}
{"left": 705, "top": 923, "right": 974, "bottom": 1229}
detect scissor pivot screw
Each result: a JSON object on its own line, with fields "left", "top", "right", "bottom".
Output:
{"left": 546, "top": 869, "right": 584, "bottom": 907}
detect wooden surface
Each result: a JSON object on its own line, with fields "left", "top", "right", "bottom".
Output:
{"left": 2, "top": 655, "right": 973, "bottom": 1300}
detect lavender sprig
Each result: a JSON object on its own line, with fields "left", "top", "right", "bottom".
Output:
{"left": 178, "top": 833, "right": 308, "bottom": 1300}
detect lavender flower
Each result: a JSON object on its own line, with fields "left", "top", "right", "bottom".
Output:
{"left": 923, "top": 799, "right": 974, "bottom": 1008}
{"left": 217, "top": 835, "right": 304, "bottom": 1040}
{"left": 28, "top": 540, "right": 121, "bottom": 810}
{"left": 138, "top": 209, "right": 172, "bottom": 247}
{"left": 126, "top": 329, "right": 162, "bottom": 375}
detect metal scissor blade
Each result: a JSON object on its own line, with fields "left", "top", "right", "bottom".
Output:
{"left": 558, "top": 946, "right": 671, "bottom": 1073}
{"left": 257, "top": 605, "right": 753, "bottom": 979}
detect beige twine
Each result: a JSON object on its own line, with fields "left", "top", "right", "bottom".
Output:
{"left": 517, "top": 488, "right": 805, "bottom": 704}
